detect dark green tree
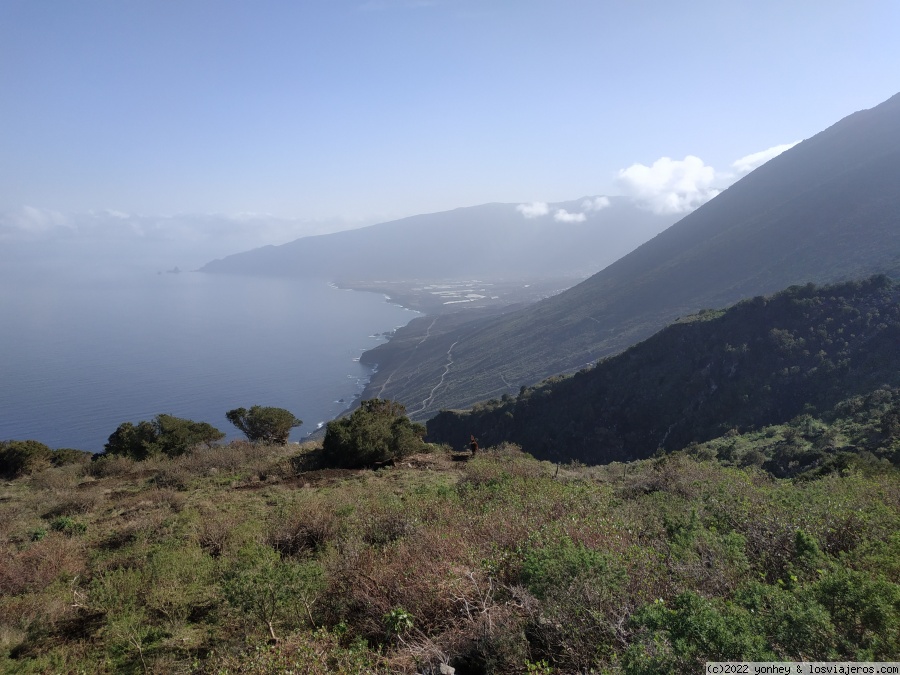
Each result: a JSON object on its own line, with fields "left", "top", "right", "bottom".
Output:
{"left": 225, "top": 405, "right": 302, "bottom": 445}
{"left": 104, "top": 415, "right": 225, "bottom": 460}
{"left": 104, "top": 421, "right": 158, "bottom": 460}
{"left": 153, "top": 414, "right": 225, "bottom": 456}
{"left": 322, "top": 398, "right": 426, "bottom": 468}
{"left": 0, "top": 440, "right": 53, "bottom": 477}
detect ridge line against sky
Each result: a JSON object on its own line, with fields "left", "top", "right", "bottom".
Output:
{"left": 1, "top": 1, "right": 898, "bottom": 244}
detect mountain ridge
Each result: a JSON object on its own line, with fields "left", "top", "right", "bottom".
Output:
{"left": 426, "top": 275, "right": 900, "bottom": 465}
{"left": 360, "top": 92, "right": 900, "bottom": 416}
{"left": 200, "top": 196, "right": 678, "bottom": 283}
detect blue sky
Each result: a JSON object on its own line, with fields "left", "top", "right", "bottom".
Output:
{"left": 1, "top": 0, "right": 899, "bottom": 251}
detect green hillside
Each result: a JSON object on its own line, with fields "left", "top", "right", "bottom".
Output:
{"left": 427, "top": 276, "right": 900, "bottom": 470}
{"left": 367, "top": 93, "right": 900, "bottom": 416}
{"left": 2, "top": 441, "right": 898, "bottom": 673}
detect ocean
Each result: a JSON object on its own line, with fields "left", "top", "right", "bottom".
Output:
{"left": 0, "top": 268, "right": 416, "bottom": 451}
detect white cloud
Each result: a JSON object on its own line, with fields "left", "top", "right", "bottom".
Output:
{"left": 554, "top": 209, "right": 586, "bottom": 223}
{"left": 731, "top": 141, "right": 800, "bottom": 175}
{"left": 516, "top": 201, "right": 550, "bottom": 218}
{"left": 581, "top": 196, "right": 611, "bottom": 212}
{"left": 0, "top": 207, "right": 357, "bottom": 250}
{"left": 617, "top": 155, "right": 720, "bottom": 215}
{"left": 0, "top": 206, "right": 70, "bottom": 238}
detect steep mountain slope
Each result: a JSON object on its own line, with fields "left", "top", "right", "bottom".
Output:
{"left": 367, "top": 93, "right": 900, "bottom": 416}
{"left": 201, "top": 197, "right": 677, "bottom": 282}
{"left": 427, "top": 276, "right": 900, "bottom": 464}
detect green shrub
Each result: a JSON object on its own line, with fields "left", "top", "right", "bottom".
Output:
{"left": 322, "top": 399, "right": 426, "bottom": 468}
{"left": 812, "top": 568, "right": 900, "bottom": 659}
{"left": 221, "top": 543, "right": 325, "bottom": 640}
{"left": 103, "top": 414, "right": 225, "bottom": 460}
{"left": 625, "top": 592, "right": 773, "bottom": 674}
{"left": 0, "top": 440, "right": 53, "bottom": 477}
{"left": 521, "top": 536, "right": 614, "bottom": 600}
{"left": 49, "top": 516, "right": 86, "bottom": 536}
{"left": 735, "top": 582, "right": 836, "bottom": 659}
{"left": 50, "top": 447, "right": 92, "bottom": 468}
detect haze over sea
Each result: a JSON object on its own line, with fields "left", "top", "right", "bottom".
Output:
{"left": 0, "top": 254, "right": 416, "bottom": 451}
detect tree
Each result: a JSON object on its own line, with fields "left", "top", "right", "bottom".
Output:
{"left": 153, "top": 414, "right": 225, "bottom": 456}
{"left": 104, "top": 415, "right": 225, "bottom": 460}
{"left": 322, "top": 399, "right": 426, "bottom": 468}
{"left": 225, "top": 405, "right": 302, "bottom": 445}
{"left": 0, "top": 440, "right": 53, "bottom": 478}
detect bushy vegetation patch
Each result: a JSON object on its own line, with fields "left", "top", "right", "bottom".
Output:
{"left": 0, "top": 439, "right": 898, "bottom": 673}
{"left": 104, "top": 414, "right": 225, "bottom": 460}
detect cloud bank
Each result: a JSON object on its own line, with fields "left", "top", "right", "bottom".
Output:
{"left": 617, "top": 155, "right": 720, "bottom": 215}
{"left": 0, "top": 207, "right": 361, "bottom": 244}
{"left": 617, "top": 142, "right": 799, "bottom": 215}
{"left": 0, "top": 206, "right": 375, "bottom": 273}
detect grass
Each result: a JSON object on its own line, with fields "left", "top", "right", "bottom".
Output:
{"left": 0, "top": 441, "right": 898, "bottom": 673}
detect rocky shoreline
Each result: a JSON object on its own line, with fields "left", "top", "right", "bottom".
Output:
{"left": 335, "top": 277, "right": 582, "bottom": 418}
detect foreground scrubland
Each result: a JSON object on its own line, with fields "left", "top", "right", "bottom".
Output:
{"left": 1, "top": 441, "right": 898, "bottom": 674}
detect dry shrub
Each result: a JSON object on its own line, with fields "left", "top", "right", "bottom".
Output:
{"left": 322, "top": 524, "right": 480, "bottom": 644}
{"left": 195, "top": 508, "right": 248, "bottom": 558}
{"left": 735, "top": 501, "right": 807, "bottom": 584}
{"left": 523, "top": 578, "right": 630, "bottom": 672}
{"left": 172, "top": 441, "right": 293, "bottom": 485}
{"left": 395, "top": 568, "right": 534, "bottom": 674}
{"left": 150, "top": 463, "right": 193, "bottom": 490}
{"left": 618, "top": 453, "right": 722, "bottom": 501}
{"left": 204, "top": 627, "right": 390, "bottom": 674}
{"left": 87, "top": 454, "right": 136, "bottom": 478}
{"left": 28, "top": 463, "right": 86, "bottom": 491}
{"left": 0, "top": 585, "right": 77, "bottom": 636}
{"left": 360, "top": 504, "right": 420, "bottom": 547}
{"left": 268, "top": 498, "right": 340, "bottom": 557}
{"left": 0, "top": 535, "right": 86, "bottom": 596}
{"left": 464, "top": 503, "right": 537, "bottom": 554}
{"left": 143, "top": 487, "right": 186, "bottom": 511}
{"left": 41, "top": 490, "right": 101, "bottom": 518}
{"left": 0, "top": 624, "right": 26, "bottom": 654}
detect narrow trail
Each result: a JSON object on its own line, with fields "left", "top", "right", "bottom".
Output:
{"left": 412, "top": 339, "right": 459, "bottom": 415}
{"left": 374, "top": 317, "right": 439, "bottom": 398}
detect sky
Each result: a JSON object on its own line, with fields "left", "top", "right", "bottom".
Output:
{"left": 1, "top": 0, "right": 899, "bottom": 261}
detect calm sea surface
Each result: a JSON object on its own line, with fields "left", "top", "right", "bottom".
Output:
{"left": 0, "top": 270, "right": 416, "bottom": 451}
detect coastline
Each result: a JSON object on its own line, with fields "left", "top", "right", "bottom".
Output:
{"left": 326, "top": 276, "right": 582, "bottom": 422}
{"left": 320, "top": 278, "right": 581, "bottom": 426}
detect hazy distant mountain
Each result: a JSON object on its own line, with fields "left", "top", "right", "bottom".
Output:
{"left": 200, "top": 197, "right": 678, "bottom": 281}
{"left": 363, "top": 92, "right": 900, "bottom": 417}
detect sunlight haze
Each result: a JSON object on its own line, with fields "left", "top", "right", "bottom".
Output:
{"left": 2, "top": 0, "right": 898, "bottom": 250}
